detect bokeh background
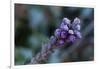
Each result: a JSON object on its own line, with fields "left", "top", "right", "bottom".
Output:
{"left": 15, "top": 4, "right": 94, "bottom": 65}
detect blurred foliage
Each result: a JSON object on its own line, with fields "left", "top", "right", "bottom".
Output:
{"left": 15, "top": 4, "right": 94, "bottom": 65}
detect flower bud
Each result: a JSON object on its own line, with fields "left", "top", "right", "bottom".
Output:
{"left": 67, "top": 35, "right": 76, "bottom": 43}
{"left": 76, "top": 24, "right": 80, "bottom": 30}
{"left": 58, "top": 39, "right": 65, "bottom": 46}
{"left": 73, "top": 17, "right": 80, "bottom": 25}
{"left": 60, "top": 22, "right": 69, "bottom": 31}
{"left": 54, "top": 29, "right": 61, "bottom": 38}
{"left": 62, "top": 18, "right": 71, "bottom": 27}
{"left": 50, "top": 36, "right": 57, "bottom": 45}
{"left": 61, "top": 31, "right": 67, "bottom": 38}
{"left": 74, "top": 30, "right": 82, "bottom": 38}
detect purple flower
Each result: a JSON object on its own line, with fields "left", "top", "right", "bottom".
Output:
{"left": 53, "top": 17, "right": 81, "bottom": 46}
{"left": 29, "top": 17, "right": 82, "bottom": 64}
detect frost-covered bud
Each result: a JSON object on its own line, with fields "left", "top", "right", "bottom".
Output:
{"left": 75, "top": 24, "right": 80, "bottom": 30}
{"left": 60, "top": 22, "right": 69, "bottom": 31}
{"left": 72, "top": 18, "right": 80, "bottom": 29}
{"left": 54, "top": 29, "right": 61, "bottom": 38}
{"left": 67, "top": 35, "right": 76, "bottom": 43}
{"left": 61, "top": 31, "right": 67, "bottom": 38}
{"left": 72, "top": 23, "right": 81, "bottom": 31}
{"left": 68, "top": 30, "right": 74, "bottom": 35}
{"left": 62, "top": 18, "right": 71, "bottom": 27}
{"left": 63, "top": 25, "right": 69, "bottom": 31}
{"left": 50, "top": 36, "right": 57, "bottom": 45}
{"left": 74, "top": 30, "right": 82, "bottom": 38}
{"left": 73, "top": 17, "right": 80, "bottom": 24}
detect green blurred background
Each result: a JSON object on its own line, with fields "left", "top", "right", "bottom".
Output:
{"left": 15, "top": 4, "right": 94, "bottom": 65}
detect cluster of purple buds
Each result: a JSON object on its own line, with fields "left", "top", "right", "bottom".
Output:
{"left": 28, "top": 17, "right": 82, "bottom": 64}
{"left": 50, "top": 17, "right": 82, "bottom": 47}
